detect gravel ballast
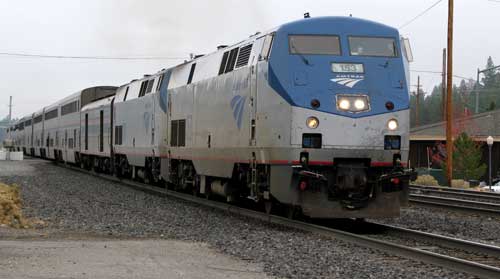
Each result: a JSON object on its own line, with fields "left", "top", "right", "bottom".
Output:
{"left": 0, "top": 159, "right": 476, "bottom": 279}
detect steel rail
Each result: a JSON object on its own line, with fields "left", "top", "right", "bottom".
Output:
{"left": 411, "top": 187, "right": 500, "bottom": 203}
{"left": 411, "top": 184, "right": 500, "bottom": 198}
{"left": 366, "top": 222, "right": 500, "bottom": 259}
{"left": 410, "top": 194, "right": 500, "bottom": 216}
{"left": 54, "top": 162, "right": 500, "bottom": 279}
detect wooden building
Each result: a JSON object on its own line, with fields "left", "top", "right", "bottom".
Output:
{"left": 410, "top": 110, "right": 500, "bottom": 180}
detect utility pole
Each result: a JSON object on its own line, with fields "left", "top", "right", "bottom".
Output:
{"left": 415, "top": 76, "right": 420, "bottom": 127}
{"left": 8, "top": 96, "right": 12, "bottom": 122}
{"left": 442, "top": 49, "right": 447, "bottom": 121}
{"left": 476, "top": 68, "right": 480, "bottom": 114}
{"left": 446, "top": 0, "right": 454, "bottom": 187}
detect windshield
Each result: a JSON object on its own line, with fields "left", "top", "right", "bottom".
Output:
{"left": 349, "top": 36, "right": 397, "bottom": 57}
{"left": 289, "top": 35, "right": 341, "bottom": 55}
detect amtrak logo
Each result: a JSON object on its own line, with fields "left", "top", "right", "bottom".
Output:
{"left": 230, "top": 95, "right": 246, "bottom": 129}
{"left": 331, "top": 75, "right": 364, "bottom": 88}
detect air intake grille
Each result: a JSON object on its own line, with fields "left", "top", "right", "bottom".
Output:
{"left": 235, "top": 44, "right": 253, "bottom": 68}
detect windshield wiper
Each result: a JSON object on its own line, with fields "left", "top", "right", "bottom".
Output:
{"left": 290, "top": 41, "right": 312, "bottom": 66}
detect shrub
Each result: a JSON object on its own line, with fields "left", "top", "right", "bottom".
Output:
{"left": 414, "top": 175, "right": 439, "bottom": 186}
{"left": 0, "top": 182, "right": 28, "bottom": 228}
{"left": 451, "top": 179, "right": 470, "bottom": 189}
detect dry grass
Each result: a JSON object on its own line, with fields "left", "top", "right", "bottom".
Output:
{"left": 414, "top": 175, "right": 440, "bottom": 186}
{"left": 0, "top": 182, "right": 29, "bottom": 228}
{"left": 451, "top": 179, "right": 470, "bottom": 189}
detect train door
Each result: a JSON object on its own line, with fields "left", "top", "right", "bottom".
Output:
{"left": 158, "top": 71, "right": 172, "bottom": 149}
{"left": 64, "top": 130, "right": 68, "bottom": 161}
{"left": 46, "top": 132, "right": 50, "bottom": 156}
{"left": 249, "top": 48, "right": 258, "bottom": 146}
{"left": 31, "top": 120, "right": 34, "bottom": 154}
{"left": 110, "top": 98, "right": 115, "bottom": 164}
{"left": 99, "top": 110, "right": 104, "bottom": 153}
{"left": 73, "top": 129, "right": 77, "bottom": 161}
{"left": 158, "top": 70, "right": 172, "bottom": 181}
{"left": 85, "top": 113, "right": 88, "bottom": 151}
{"left": 41, "top": 111, "right": 45, "bottom": 157}
{"left": 249, "top": 34, "right": 273, "bottom": 146}
{"left": 55, "top": 131, "right": 59, "bottom": 158}
{"left": 151, "top": 80, "right": 157, "bottom": 147}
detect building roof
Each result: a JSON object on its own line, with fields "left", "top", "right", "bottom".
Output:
{"left": 410, "top": 109, "right": 500, "bottom": 142}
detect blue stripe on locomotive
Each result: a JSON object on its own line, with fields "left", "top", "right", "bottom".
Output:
{"left": 268, "top": 16, "right": 409, "bottom": 118}
{"left": 230, "top": 95, "right": 246, "bottom": 129}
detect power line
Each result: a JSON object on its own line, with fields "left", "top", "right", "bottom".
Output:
{"left": 410, "top": 70, "right": 471, "bottom": 80}
{"left": 0, "top": 52, "right": 186, "bottom": 60}
{"left": 411, "top": 70, "right": 442, "bottom": 74}
{"left": 399, "top": 0, "right": 444, "bottom": 29}
{"left": 471, "top": 89, "right": 500, "bottom": 92}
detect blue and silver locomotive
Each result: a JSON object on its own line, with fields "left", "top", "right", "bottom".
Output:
{"left": 154, "top": 16, "right": 414, "bottom": 218}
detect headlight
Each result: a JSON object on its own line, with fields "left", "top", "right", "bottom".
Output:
{"left": 338, "top": 99, "right": 350, "bottom": 110}
{"left": 306, "top": 117, "right": 319, "bottom": 129}
{"left": 354, "top": 99, "right": 366, "bottom": 110}
{"left": 336, "top": 95, "right": 370, "bottom": 113}
{"left": 387, "top": 119, "right": 398, "bottom": 130}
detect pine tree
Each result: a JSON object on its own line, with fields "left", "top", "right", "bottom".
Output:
{"left": 443, "top": 132, "right": 486, "bottom": 181}
{"left": 473, "top": 57, "right": 500, "bottom": 113}
{"left": 482, "top": 57, "right": 497, "bottom": 88}
{"left": 489, "top": 101, "right": 496, "bottom": 111}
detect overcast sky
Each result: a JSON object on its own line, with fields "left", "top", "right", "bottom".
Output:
{"left": 1, "top": 0, "right": 499, "bottom": 118}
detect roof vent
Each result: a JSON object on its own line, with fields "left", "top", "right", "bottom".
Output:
{"left": 217, "top": 45, "right": 228, "bottom": 50}
{"left": 235, "top": 44, "right": 253, "bottom": 68}
{"left": 143, "top": 74, "right": 151, "bottom": 78}
{"left": 304, "top": 12, "right": 310, "bottom": 18}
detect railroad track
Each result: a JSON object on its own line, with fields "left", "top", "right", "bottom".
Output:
{"left": 363, "top": 222, "right": 500, "bottom": 269}
{"left": 411, "top": 184, "right": 500, "bottom": 203}
{"left": 50, "top": 162, "right": 500, "bottom": 279}
{"left": 410, "top": 184, "right": 500, "bottom": 216}
{"left": 322, "top": 219, "right": 500, "bottom": 270}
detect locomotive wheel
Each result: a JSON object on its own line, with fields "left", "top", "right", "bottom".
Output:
{"left": 285, "top": 205, "right": 300, "bottom": 220}
{"left": 192, "top": 175, "right": 200, "bottom": 196}
{"left": 286, "top": 206, "right": 295, "bottom": 219}
{"left": 204, "top": 185, "right": 212, "bottom": 200}
{"left": 264, "top": 201, "right": 273, "bottom": 215}
{"left": 92, "top": 159, "right": 99, "bottom": 173}
{"left": 143, "top": 172, "right": 151, "bottom": 185}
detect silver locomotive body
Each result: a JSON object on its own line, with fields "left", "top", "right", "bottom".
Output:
{"left": 157, "top": 16, "right": 413, "bottom": 218}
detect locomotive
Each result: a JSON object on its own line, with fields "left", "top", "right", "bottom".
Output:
{"left": 7, "top": 16, "right": 414, "bottom": 218}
